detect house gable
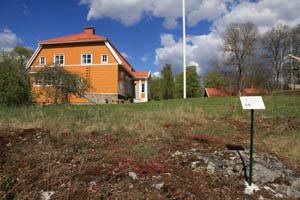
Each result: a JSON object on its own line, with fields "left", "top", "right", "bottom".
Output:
{"left": 31, "top": 42, "right": 118, "bottom": 67}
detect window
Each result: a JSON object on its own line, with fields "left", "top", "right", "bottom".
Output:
{"left": 54, "top": 54, "right": 64, "bottom": 65}
{"left": 82, "top": 54, "right": 92, "bottom": 64}
{"left": 33, "top": 77, "right": 42, "bottom": 87}
{"left": 101, "top": 55, "right": 108, "bottom": 63}
{"left": 40, "top": 57, "right": 46, "bottom": 65}
{"left": 141, "top": 83, "right": 145, "bottom": 93}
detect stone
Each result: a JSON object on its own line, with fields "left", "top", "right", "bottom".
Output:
{"left": 273, "top": 184, "right": 300, "bottom": 199}
{"left": 207, "top": 162, "right": 215, "bottom": 174}
{"left": 171, "top": 151, "right": 183, "bottom": 157}
{"left": 128, "top": 172, "right": 137, "bottom": 180}
{"left": 153, "top": 182, "right": 164, "bottom": 190}
{"left": 253, "top": 163, "right": 282, "bottom": 183}
{"left": 41, "top": 191, "right": 55, "bottom": 200}
{"left": 191, "top": 161, "right": 200, "bottom": 169}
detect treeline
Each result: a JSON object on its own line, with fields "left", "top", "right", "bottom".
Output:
{"left": 208, "top": 22, "right": 300, "bottom": 92}
{"left": 152, "top": 22, "right": 300, "bottom": 100}
{"left": 150, "top": 64, "right": 202, "bottom": 100}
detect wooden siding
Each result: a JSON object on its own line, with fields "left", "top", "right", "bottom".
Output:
{"left": 30, "top": 41, "right": 120, "bottom": 103}
{"left": 32, "top": 42, "right": 117, "bottom": 66}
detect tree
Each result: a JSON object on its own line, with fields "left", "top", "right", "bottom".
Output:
{"left": 150, "top": 77, "right": 162, "bottom": 100}
{"left": 261, "top": 23, "right": 290, "bottom": 88}
{"left": 202, "top": 71, "right": 230, "bottom": 88}
{"left": 0, "top": 46, "right": 34, "bottom": 106}
{"left": 245, "top": 62, "right": 273, "bottom": 89}
{"left": 161, "top": 64, "right": 174, "bottom": 100}
{"left": 32, "top": 65, "right": 90, "bottom": 104}
{"left": 290, "top": 24, "right": 300, "bottom": 85}
{"left": 221, "top": 22, "right": 259, "bottom": 93}
{"left": 175, "top": 66, "right": 202, "bottom": 98}
{"left": 0, "top": 46, "right": 33, "bottom": 71}
{"left": 0, "top": 59, "right": 32, "bottom": 106}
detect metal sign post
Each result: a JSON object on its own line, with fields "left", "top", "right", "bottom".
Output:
{"left": 240, "top": 96, "right": 265, "bottom": 186}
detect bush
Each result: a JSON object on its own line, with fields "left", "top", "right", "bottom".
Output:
{"left": 0, "top": 63, "right": 32, "bottom": 106}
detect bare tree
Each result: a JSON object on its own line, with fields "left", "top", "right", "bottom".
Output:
{"left": 290, "top": 24, "right": 300, "bottom": 84}
{"left": 221, "top": 22, "right": 258, "bottom": 93}
{"left": 261, "top": 23, "right": 290, "bottom": 88}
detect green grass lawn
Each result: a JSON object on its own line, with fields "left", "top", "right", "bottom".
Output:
{"left": 0, "top": 95, "right": 299, "bottom": 132}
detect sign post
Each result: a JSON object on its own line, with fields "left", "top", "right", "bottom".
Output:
{"left": 240, "top": 96, "right": 265, "bottom": 186}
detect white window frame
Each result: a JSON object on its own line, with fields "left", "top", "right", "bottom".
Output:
{"left": 81, "top": 53, "right": 92, "bottom": 65}
{"left": 141, "top": 83, "right": 145, "bottom": 93}
{"left": 40, "top": 57, "right": 46, "bottom": 66}
{"left": 101, "top": 54, "right": 108, "bottom": 64}
{"left": 54, "top": 54, "right": 65, "bottom": 65}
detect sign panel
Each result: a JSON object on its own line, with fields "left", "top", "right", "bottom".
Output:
{"left": 240, "top": 96, "right": 266, "bottom": 110}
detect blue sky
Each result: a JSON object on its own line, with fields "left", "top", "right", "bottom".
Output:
{"left": 1, "top": 0, "right": 300, "bottom": 76}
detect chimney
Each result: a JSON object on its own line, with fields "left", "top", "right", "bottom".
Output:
{"left": 84, "top": 27, "right": 95, "bottom": 35}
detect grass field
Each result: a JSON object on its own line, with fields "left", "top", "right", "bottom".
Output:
{"left": 0, "top": 95, "right": 299, "bottom": 199}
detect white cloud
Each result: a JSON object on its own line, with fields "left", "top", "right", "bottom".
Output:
{"left": 155, "top": 33, "right": 222, "bottom": 75}
{"left": 152, "top": 71, "right": 161, "bottom": 78}
{"left": 141, "top": 54, "right": 148, "bottom": 62}
{"left": 80, "top": 0, "right": 300, "bottom": 76}
{"left": 0, "top": 29, "right": 23, "bottom": 52}
{"left": 80, "top": 0, "right": 230, "bottom": 29}
{"left": 121, "top": 52, "right": 132, "bottom": 60}
{"left": 213, "top": 0, "right": 300, "bottom": 34}
{"left": 154, "top": 0, "right": 300, "bottom": 76}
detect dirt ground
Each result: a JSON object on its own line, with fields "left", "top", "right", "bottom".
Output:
{"left": 0, "top": 118, "right": 299, "bottom": 199}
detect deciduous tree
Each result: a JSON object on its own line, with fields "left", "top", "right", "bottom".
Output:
{"left": 32, "top": 66, "right": 90, "bottom": 104}
{"left": 221, "top": 22, "right": 258, "bottom": 93}
{"left": 261, "top": 23, "right": 290, "bottom": 88}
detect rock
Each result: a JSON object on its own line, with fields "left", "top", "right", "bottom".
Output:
{"left": 273, "top": 184, "right": 300, "bottom": 199}
{"left": 152, "top": 182, "right": 164, "bottom": 190}
{"left": 6, "top": 143, "right": 12, "bottom": 147}
{"left": 41, "top": 191, "right": 55, "bottom": 200}
{"left": 128, "top": 172, "right": 137, "bottom": 180}
{"left": 291, "top": 178, "right": 300, "bottom": 190}
{"left": 171, "top": 151, "right": 183, "bottom": 157}
{"left": 253, "top": 163, "right": 282, "bottom": 183}
{"left": 207, "top": 162, "right": 215, "bottom": 174}
{"left": 191, "top": 161, "right": 200, "bottom": 169}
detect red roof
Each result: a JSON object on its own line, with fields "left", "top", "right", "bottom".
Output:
{"left": 205, "top": 85, "right": 268, "bottom": 97}
{"left": 241, "top": 85, "right": 267, "bottom": 95}
{"left": 133, "top": 71, "right": 150, "bottom": 77}
{"left": 39, "top": 27, "right": 107, "bottom": 44}
{"left": 205, "top": 88, "right": 231, "bottom": 97}
{"left": 37, "top": 27, "right": 150, "bottom": 79}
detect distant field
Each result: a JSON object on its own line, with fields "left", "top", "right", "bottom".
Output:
{"left": 0, "top": 95, "right": 299, "bottom": 199}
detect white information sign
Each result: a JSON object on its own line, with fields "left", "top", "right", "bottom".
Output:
{"left": 240, "top": 96, "right": 266, "bottom": 110}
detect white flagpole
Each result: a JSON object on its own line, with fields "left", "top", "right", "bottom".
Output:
{"left": 183, "top": 0, "right": 187, "bottom": 99}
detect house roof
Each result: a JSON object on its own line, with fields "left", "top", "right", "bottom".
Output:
{"left": 109, "top": 42, "right": 136, "bottom": 75}
{"left": 133, "top": 71, "right": 151, "bottom": 78}
{"left": 27, "top": 27, "right": 151, "bottom": 79}
{"left": 205, "top": 88, "right": 231, "bottom": 97}
{"left": 204, "top": 85, "right": 268, "bottom": 97}
{"left": 39, "top": 27, "right": 107, "bottom": 44}
{"left": 241, "top": 85, "right": 267, "bottom": 95}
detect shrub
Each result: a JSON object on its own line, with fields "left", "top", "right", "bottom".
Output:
{"left": 0, "top": 63, "right": 32, "bottom": 106}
